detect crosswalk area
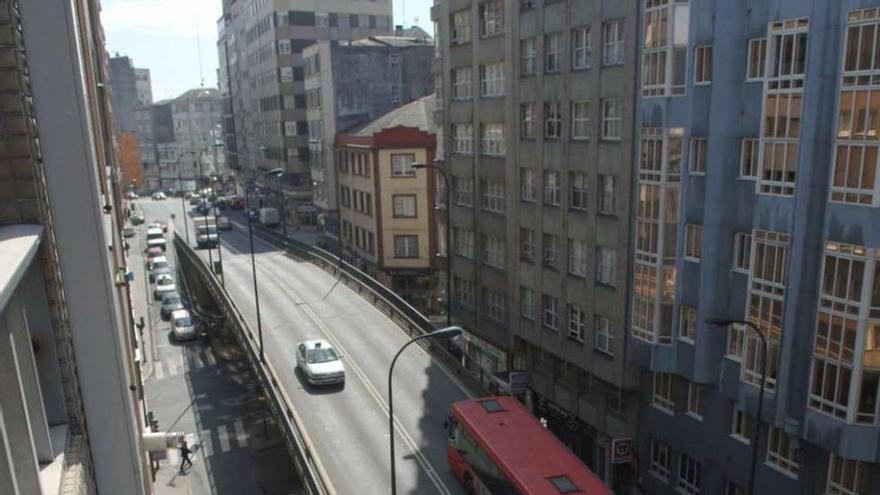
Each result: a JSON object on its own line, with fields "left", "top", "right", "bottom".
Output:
{"left": 165, "top": 418, "right": 252, "bottom": 464}
{"left": 152, "top": 346, "right": 218, "bottom": 380}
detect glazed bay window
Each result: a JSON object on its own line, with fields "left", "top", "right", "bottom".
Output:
{"left": 545, "top": 101, "right": 562, "bottom": 138}
{"left": 571, "top": 101, "right": 590, "bottom": 140}
{"left": 642, "top": 0, "right": 690, "bottom": 96}
{"left": 568, "top": 304, "right": 586, "bottom": 341}
{"left": 733, "top": 232, "right": 752, "bottom": 273}
{"left": 809, "top": 241, "right": 880, "bottom": 425}
{"left": 453, "top": 177, "right": 474, "bottom": 206}
{"left": 570, "top": 172, "right": 588, "bottom": 210}
{"left": 520, "top": 168, "right": 536, "bottom": 201}
{"left": 602, "top": 20, "right": 624, "bottom": 66}
{"left": 545, "top": 33, "right": 561, "bottom": 73}
{"left": 572, "top": 26, "right": 591, "bottom": 69}
{"left": 730, "top": 405, "right": 754, "bottom": 443}
{"left": 686, "top": 382, "right": 706, "bottom": 420}
{"left": 479, "top": 0, "right": 503, "bottom": 37}
{"left": 451, "top": 9, "right": 471, "bottom": 45}
{"left": 453, "top": 123, "right": 473, "bottom": 154}
{"left": 831, "top": 12, "right": 880, "bottom": 205}
{"left": 543, "top": 294, "right": 559, "bottom": 330}
{"left": 521, "top": 103, "right": 535, "bottom": 138}
{"left": 766, "top": 425, "right": 799, "bottom": 476}
{"left": 520, "top": 286, "right": 536, "bottom": 320}
{"left": 690, "top": 137, "right": 707, "bottom": 174}
{"left": 543, "top": 234, "right": 559, "bottom": 269}
{"left": 679, "top": 305, "right": 697, "bottom": 341}
{"left": 544, "top": 170, "right": 560, "bottom": 205}
{"left": 693, "top": 45, "right": 712, "bottom": 84}
{"left": 684, "top": 223, "right": 702, "bottom": 261}
{"left": 481, "top": 178, "right": 505, "bottom": 213}
{"left": 652, "top": 372, "right": 674, "bottom": 413}
{"left": 740, "top": 138, "right": 759, "bottom": 179}
{"left": 452, "top": 67, "right": 473, "bottom": 100}
{"left": 747, "top": 37, "right": 767, "bottom": 80}
{"left": 826, "top": 453, "right": 871, "bottom": 495}
{"left": 677, "top": 454, "right": 703, "bottom": 494}
{"left": 454, "top": 228, "right": 474, "bottom": 258}
{"left": 480, "top": 62, "right": 504, "bottom": 97}
{"left": 596, "top": 246, "right": 616, "bottom": 286}
{"left": 521, "top": 38, "right": 536, "bottom": 75}
{"left": 481, "top": 234, "right": 505, "bottom": 269}
{"left": 601, "top": 99, "right": 622, "bottom": 140}
{"left": 598, "top": 175, "right": 616, "bottom": 214}
{"left": 394, "top": 235, "right": 419, "bottom": 258}
{"left": 520, "top": 227, "right": 535, "bottom": 262}
{"left": 480, "top": 123, "right": 505, "bottom": 156}
{"left": 568, "top": 238, "right": 587, "bottom": 277}
{"left": 759, "top": 19, "right": 808, "bottom": 196}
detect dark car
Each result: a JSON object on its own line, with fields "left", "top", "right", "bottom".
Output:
{"left": 230, "top": 196, "right": 245, "bottom": 210}
{"left": 247, "top": 208, "right": 259, "bottom": 222}
{"left": 149, "top": 266, "right": 172, "bottom": 283}
{"left": 189, "top": 196, "right": 201, "bottom": 205}
{"left": 160, "top": 292, "right": 185, "bottom": 320}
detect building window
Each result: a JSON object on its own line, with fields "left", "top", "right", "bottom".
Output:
{"left": 725, "top": 482, "right": 746, "bottom": 495}
{"left": 570, "top": 172, "right": 588, "bottom": 210}
{"left": 481, "top": 179, "right": 505, "bottom": 212}
{"left": 594, "top": 315, "right": 613, "bottom": 355}
{"left": 642, "top": 0, "right": 689, "bottom": 96}
{"left": 451, "top": 9, "right": 472, "bottom": 44}
{"left": 520, "top": 168, "right": 536, "bottom": 201}
{"left": 544, "top": 170, "right": 560, "bottom": 205}
{"left": 740, "top": 138, "right": 759, "bottom": 179}
{"left": 690, "top": 138, "right": 707, "bottom": 174}
{"left": 542, "top": 294, "right": 559, "bottom": 330}
{"left": 684, "top": 224, "right": 702, "bottom": 261}
{"left": 766, "top": 425, "right": 799, "bottom": 476}
{"left": 479, "top": 0, "right": 504, "bottom": 37}
{"left": 520, "top": 286, "right": 536, "bottom": 320}
{"left": 545, "top": 101, "right": 562, "bottom": 138}
{"left": 453, "top": 177, "right": 474, "bottom": 206}
{"left": 483, "top": 288, "right": 506, "bottom": 322}
{"left": 391, "top": 154, "right": 416, "bottom": 177}
{"left": 521, "top": 103, "right": 535, "bottom": 138}
{"left": 543, "top": 233, "right": 558, "bottom": 269}
{"left": 653, "top": 372, "right": 674, "bottom": 413}
{"left": 394, "top": 235, "right": 419, "bottom": 258}
{"left": 481, "top": 234, "right": 505, "bottom": 269}
{"left": 453, "top": 228, "right": 474, "bottom": 258}
{"left": 568, "top": 238, "right": 587, "bottom": 277}
{"left": 280, "top": 67, "right": 294, "bottom": 82}
{"left": 731, "top": 405, "right": 754, "bottom": 444}
{"left": 480, "top": 62, "right": 505, "bottom": 97}
{"left": 601, "top": 99, "right": 622, "bottom": 140}
{"left": 452, "top": 67, "right": 473, "bottom": 100}
{"left": 568, "top": 304, "right": 586, "bottom": 342}
{"left": 520, "top": 227, "right": 535, "bottom": 262}
{"left": 826, "top": 453, "right": 871, "bottom": 495}
{"left": 747, "top": 38, "right": 767, "bottom": 80}
{"left": 693, "top": 45, "right": 712, "bottom": 84}
{"left": 598, "top": 175, "right": 616, "bottom": 214}
{"left": 545, "top": 33, "right": 561, "bottom": 73}
{"left": 572, "top": 26, "right": 591, "bottom": 69}
{"left": 649, "top": 438, "right": 672, "bottom": 481}
{"left": 596, "top": 246, "right": 616, "bottom": 286}
{"left": 455, "top": 276, "right": 475, "bottom": 307}
{"left": 571, "top": 101, "right": 590, "bottom": 140}
{"left": 733, "top": 233, "right": 751, "bottom": 273}
{"left": 521, "top": 38, "right": 536, "bottom": 75}
{"left": 284, "top": 121, "right": 298, "bottom": 136}
{"left": 278, "top": 39, "right": 291, "bottom": 54}
{"left": 392, "top": 195, "right": 417, "bottom": 218}
{"left": 759, "top": 20, "right": 808, "bottom": 197}
{"left": 602, "top": 20, "right": 624, "bottom": 66}
{"left": 677, "top": 454, "right": 703, "bottom": 494}
{"left": 453, "top": 123, "right": 474, "bottom": 154}
{"left": 679, "top": 305, "right": 697, "bottom": 341}
{"left": 480, "top": 123, "right": 505, "bottom": 156}
{"left": 686, "top": 382, "right": 706, "bottom": 420}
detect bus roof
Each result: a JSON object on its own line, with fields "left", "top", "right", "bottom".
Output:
{"left": 451, "top": 396, "right": 612, "bottom": 495}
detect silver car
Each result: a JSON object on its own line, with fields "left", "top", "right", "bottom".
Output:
{"left": 171, "top": 309, "right": 197, "bottom": 341}
{"left": 295, "top": 339, "right": 345, "bottom": 386}
{"left": 153, "top": 274, "right": 176, "bottom": 300}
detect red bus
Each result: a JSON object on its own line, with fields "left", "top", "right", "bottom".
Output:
{"left": 446, "top": 396, "right": 613, "bottom": 495}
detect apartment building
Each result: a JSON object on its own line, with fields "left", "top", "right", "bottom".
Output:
{"left": 217, "top": 0, "right": 393, "bottom": 230}
{"left": 6, "top": 0, "right": 154, "bottom": 492}
{"left": 432, "top": 0, "right": 639, "bottom": 489}
{"left": 631, "top": 1, "right": 880, "bottom": 494}
{"left": 303, "top": 36, "right": 434, "bottom": 237}
{"left": 336, "top": 95, "right": 439, "bottom": 311}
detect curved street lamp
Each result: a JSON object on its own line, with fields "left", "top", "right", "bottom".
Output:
{"left": 387, "top": 325, "right": 463, "bottom": 495}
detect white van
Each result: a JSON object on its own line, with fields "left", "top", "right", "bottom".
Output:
{"left": 147, "top": 237, "right": 167, "bottom": 251}
{"left": 146, "top": 227, "right": 164, "bottom": 241}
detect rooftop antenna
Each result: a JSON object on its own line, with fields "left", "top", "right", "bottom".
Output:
{"left": 194, "top": 19, "right": 205, "bottom": 87}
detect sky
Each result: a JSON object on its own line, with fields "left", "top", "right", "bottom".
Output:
{"left": 102, "top": 0, "right": 434, "bottom": 102}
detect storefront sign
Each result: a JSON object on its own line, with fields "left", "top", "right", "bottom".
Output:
{"left": 611, "top": 438, "right": 632, "bottom": 464}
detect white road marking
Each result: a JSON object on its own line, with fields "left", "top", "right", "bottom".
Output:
{"left": 199, "top": 429, "right": 214, "bottom": 458}
{"left": 205, "top": 348, "right": 217, "bottom": 366}
{"left": 154, "top": 362, "right": 164, "bottom": 380}
{"left": 166, "top": 362, "right": 178, "bottom": 377}
{"left": 217, "top": 424, "right": 232, "bottom": 453}
{"left": 233, "top": 419, "right": 247, "bottom": 447}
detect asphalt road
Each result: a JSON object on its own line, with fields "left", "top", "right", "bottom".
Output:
{"left": 138, "top": 198, "right": 470, "bottom": 495}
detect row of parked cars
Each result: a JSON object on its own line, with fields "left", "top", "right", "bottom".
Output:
{"left": 144, "top": 222, "right": 200, "bottom": 342}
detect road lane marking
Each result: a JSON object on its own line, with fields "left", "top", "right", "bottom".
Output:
{"left": 217, "top": 424, "right": 231, "bottom": 453}
{"left": 154, "top": 363, "right": 164, "bottom": 380}
{"left": 205, "top": 348, "right": 217, "bottom": 366}
{"left": 233, "top": 419, "right": 247, "bottom": 447}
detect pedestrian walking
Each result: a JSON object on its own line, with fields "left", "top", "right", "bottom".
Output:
{"left": 179, "top": 439, "right": 193, "bottom": 472}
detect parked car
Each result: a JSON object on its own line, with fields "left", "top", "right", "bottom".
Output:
{"left": 189, "top": 196, "right": 201, "bottom": 205}
{"left": 153, "top": 274, "right": 176, "bottom": 300}
{"left": 148, "top": 255, "right": 168, "bottom": 272}
{"left": 229, "top": 196, "right": 245, "bottom": 210}
{"left": 146, "top": 226, "right": 164, "bottom": 241}
{"left": 152, "top": 192, "right": 166, "bottom": 201}
{"left": 160, "top": 292, "right": 184, "bottom": 320}
{"left": 146, "top": 246, "right": 163, "bottom": 261}
{"left": 216, "top": 216, "right": 232, "bottom": 231}
{"left": 247, "top": 208, "right": 259, "bottom": 222}
{"left": 122, "top": 226, "right": 136, "bottom": 238}
{"left": 149, "top": 221, "right": 168, "bottom": 233}
{"left": 147, "top": 237, "right": 167, "bottom": 252}
{"left": 171, "top": 309, "right": 198, "bottom": 341}
{"left": 295, "top": 339, "right": 345, "bottom": 386}
{"left": 131, "top": 211, "right": 145, "bottom": 224}
{"left": 149, "top": 266, "right": 172, "bottom": 284}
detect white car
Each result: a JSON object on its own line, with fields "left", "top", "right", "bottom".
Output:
{"left": 153, "top": 274, "right": 176, "bottom": 300}
{"left": 152, "top": 192, "right": 166, "bottom": 200}
{"left": 171, "top": 309, "right": 197, "bottom": 341}
{"left": 296, "top": 339, "right": 345, "bottom": 386}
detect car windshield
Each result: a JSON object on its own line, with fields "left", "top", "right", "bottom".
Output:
{"left": 153, "top": 261, "right": 168, "bottom": 269}
{"left": 306, "top": 347, "right": 339, "bottom": 364}
{"left": 163, "top": 295, "right": 181, "bottom": 304}
{"left": 157, "top": 277, "right": 173, "bottom": 286}
{"left": 174, "top": 316, "right": 193, "bottom": 327}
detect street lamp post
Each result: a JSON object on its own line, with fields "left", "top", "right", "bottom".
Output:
{"left": 196, "top": 152, "right": 215, "bottom": 274}
{"left": 387, "top": 326, "right": 463, "bottom": 495}
{"left": 411, "top": 162, "right": 452, "bottom": 328}
{"left": 706, "top": 317, "right": 767, "bottom": 495}
{"left": 211, "top": 176, "right": 225, "bottom": 287}
{"left": 176, "top": 156, "right": 190, "bottom": 243}
{"left": 275, "top": 171, "right": 287, "bottom": 238}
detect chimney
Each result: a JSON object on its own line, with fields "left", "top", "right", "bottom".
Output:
{"left": 394, "top": 24, "right": 403, "bottom": 37}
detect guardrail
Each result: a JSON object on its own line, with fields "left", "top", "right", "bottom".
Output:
{"left": 243, "top": 223, "right": 492, "bottom": 396}
{"left": 173, "top": 233, "right": 332, "bottom": 495}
